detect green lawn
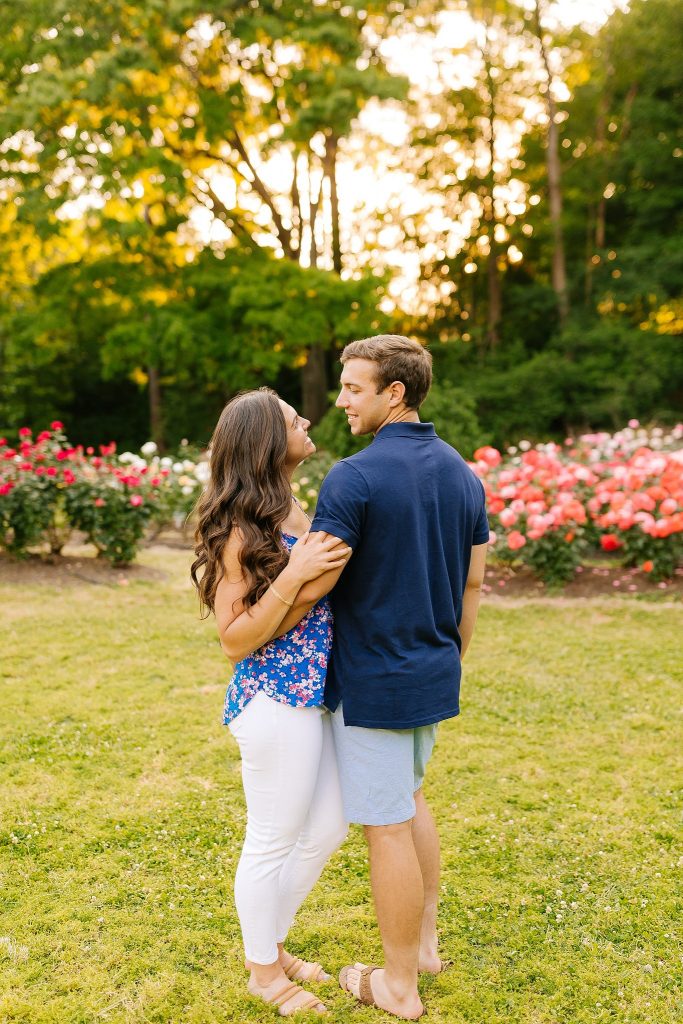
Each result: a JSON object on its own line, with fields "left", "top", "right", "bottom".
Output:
{"left": 1, "top": 547, "right": 681, "bottom": 1023}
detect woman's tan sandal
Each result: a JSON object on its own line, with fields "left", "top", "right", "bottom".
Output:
{"left": 255, "top": 979, "right": 326, "bottom": 1016}
{"left": 282, "top": 956, "right": 329, "bottom": 982}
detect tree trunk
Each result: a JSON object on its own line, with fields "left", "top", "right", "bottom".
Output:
{"left": 301, "top": 345, "right": 329, "bottom": 425}
{"left": 483, "top": 53, "right": 501, "bottom": 348}
{"left": 307, "top": 149, "right": 322, "bottom": 269}
{"left": 324, "top": 132, "right": 342, "bottom": 275}
{"left": 594, "top": 95, "right": 608, "bottom": 250}
{"left": 148, "top": 365, "right": 165, "bottom": 452}
{"left": 299, "top": 146, "right": 330, "bottom": 423}
{"left": 534, "top": 1, "right": 569, "bottom": 324}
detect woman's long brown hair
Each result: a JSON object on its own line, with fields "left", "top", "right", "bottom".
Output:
{"left": 190, "top": 389, "right": 291, "bottom": 617}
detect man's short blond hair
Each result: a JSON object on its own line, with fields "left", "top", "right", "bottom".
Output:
{"left": 341, "top": 334, "right": 432, "bottom": 410}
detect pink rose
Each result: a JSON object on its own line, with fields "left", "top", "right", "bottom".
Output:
{"left": 130, "top": 494, "right": 143, "bottom": 507}
{"left": 499, "top": 508, "right": 517, "bottom": 528}
{"left": 507, "top": 530, "right": 526, "bottom": 551}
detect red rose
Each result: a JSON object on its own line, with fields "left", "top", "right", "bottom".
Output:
{"left": 50, "top": 421, "right": 64, "bottom": 431}
{"left": 600, "top": 534, "right": 622, "bottom": 552}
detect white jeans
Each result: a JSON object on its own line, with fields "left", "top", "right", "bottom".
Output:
{"left": 228, "top": 692, "right": 348, "bottom": 965}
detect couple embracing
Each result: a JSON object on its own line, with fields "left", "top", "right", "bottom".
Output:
{"left": 191, "top": 335, "right": 489, "bottom": 1018}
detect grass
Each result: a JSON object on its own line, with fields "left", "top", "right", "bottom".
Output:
{"left": 1, "top": 546, "right": 681, "bottom": 1023}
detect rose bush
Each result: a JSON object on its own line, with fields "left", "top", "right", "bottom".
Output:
{"left": 0, "top": 426, "right": 208, "bottom": 565}
{"left": 472, "top": 421, "right": 683, "bottom": 585}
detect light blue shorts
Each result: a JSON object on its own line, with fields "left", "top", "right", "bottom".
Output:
{"left": 329, "top": 703, "right": 438, "bottom": 826}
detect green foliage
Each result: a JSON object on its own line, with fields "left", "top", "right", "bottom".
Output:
{"left": 0, "top": 247, "right": 386, "bottom": 446}
{"left": 420, "top": 381, "right": 490, "bottom": 458}
{"left": 0, "top": 475, "right": 58, "bottom": 556}
{"left": 522, "top": 532, "right": 584, "bottom": 589}
{"left": 620, "top": 530, "right": 683, "bottom": 583}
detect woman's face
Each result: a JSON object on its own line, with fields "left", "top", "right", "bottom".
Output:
{"left": 279, "top": 400, "right": 315, "bottom": 467}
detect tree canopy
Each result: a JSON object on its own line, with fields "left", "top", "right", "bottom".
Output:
{"left": 0, "top": 0, "right": 681, "bottom": 452}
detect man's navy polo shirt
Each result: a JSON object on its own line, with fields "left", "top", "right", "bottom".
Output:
{"left": 311, "top": 421, "right": 490, "bottom": 730}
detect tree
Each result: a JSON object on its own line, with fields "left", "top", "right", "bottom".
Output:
{"left": 0, "top": 0, "right": 411, "bottom": 423}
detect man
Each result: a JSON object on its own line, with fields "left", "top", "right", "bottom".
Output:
{"left": 288, "top": 334, "right": 488, "bottom": 1019}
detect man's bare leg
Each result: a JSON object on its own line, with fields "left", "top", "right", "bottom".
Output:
{"left": 342, "top": 819, "right": 424, "bottom": 1019}
{"left": 411, "top": 788, "right": 442, "bottom": 973}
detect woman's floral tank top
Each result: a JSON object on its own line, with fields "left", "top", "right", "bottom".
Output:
{"left": 223, "top": 532, "right": 334, "bottom": 725}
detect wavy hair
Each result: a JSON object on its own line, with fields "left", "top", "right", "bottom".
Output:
{"left": 190, "top": 389, "right": 291, "bottom": 617}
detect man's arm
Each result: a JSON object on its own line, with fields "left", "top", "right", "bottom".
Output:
{"left": 459, "top": 542, "right": 488, "bottom": 659}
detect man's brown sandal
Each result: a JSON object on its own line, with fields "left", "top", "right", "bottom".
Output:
{"left": 339, "top": 963, "right": 425, "bottom": 1018}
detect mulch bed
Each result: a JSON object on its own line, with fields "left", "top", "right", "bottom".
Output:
{"left": 0, "top": 550, "right": 166, "bottom": 588}
{"left": 1, "top": 536, "right": 681, "bottom": 599}
{"left": 482, "top": 562, "right": 682, "bottom": 599}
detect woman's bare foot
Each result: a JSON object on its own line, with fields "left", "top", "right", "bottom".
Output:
{"left": 279, "top": 947, "right": 331, "bottom": 982}
{"left": 340, "top": 963, "right": 423, "bottom": 1020}
{"left": 247, "top": 971, "right": 327, "bottom": 1016}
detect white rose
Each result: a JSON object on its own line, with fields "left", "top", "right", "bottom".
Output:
{"left": 140, "top": 441, "right": 157, "bottom": 456}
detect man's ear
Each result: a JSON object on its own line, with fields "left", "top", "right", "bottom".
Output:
{"left": 387, "top": 380, "right": 406, "bottom": 407}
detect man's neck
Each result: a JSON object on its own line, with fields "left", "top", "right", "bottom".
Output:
{"left": 374, "top": 408, "right": 420, "bottom": 434}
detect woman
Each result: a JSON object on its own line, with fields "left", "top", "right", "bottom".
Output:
{"left": 191, "top": 389, "right": 350, "bottom": 1016}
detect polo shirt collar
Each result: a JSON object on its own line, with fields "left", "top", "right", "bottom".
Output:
{"left": 374, "top": 421, "right": 437, "bottom": 441}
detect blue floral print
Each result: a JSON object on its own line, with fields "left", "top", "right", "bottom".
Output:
{"left": 223, "top": 533, "right": 333, "bottom": 725}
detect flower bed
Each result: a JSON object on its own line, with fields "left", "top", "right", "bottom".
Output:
{"left": 471, "top": 422, "right": 683, "bottom": 585}
{"left": 0, "top": 424, "right": 208, "bottom": 565}
{"left": 2, "top": 420, "right": 681, "bottom": 583}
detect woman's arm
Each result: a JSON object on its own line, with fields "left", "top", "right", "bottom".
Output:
{"left": 215, "top": 531, "right": 349, "bottom": 662}
{"left": 268, "top": 533, "right": 351, "bottom": 639}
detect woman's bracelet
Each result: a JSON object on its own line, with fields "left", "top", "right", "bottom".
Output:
{"left": 270, "top": 583, "right": 294, "bottom": 608}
